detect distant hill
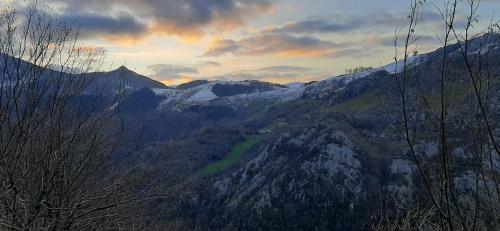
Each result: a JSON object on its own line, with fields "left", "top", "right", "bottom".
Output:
{"left": 83, "top": 66, "right": 168, "bottom": 94}
{"left": 176, "top": 80, "right": 210, "bottom": 90}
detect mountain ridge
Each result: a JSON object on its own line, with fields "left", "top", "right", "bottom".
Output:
{"left": 2, "top": 33, "right": 499, "bottom": 230}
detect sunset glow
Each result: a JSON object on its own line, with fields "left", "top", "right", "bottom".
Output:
{"left": 3, "top": 0, "right": 500, "bottom": 85}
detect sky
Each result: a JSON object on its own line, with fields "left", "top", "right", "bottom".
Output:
{"left": 2, "top": 0, "right": 500, "bottom": 85}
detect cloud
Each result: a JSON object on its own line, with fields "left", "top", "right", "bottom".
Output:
{"left": 56, "top": 13, "right": 148, "bottom": 43}
{"left": 146, "top": 64, "right": 325, "bottom": 85}
{"left": 203, "top": 34, "right": 343, "bottom": 57}
{"left": 203, "top": 39, "right": 240, "bottom": 56}
{"left": 263, "top": 18, "right": 362, "bottom": 34}
{"left": 256, "top": 66, "right": 311, "bottom": 72}
{"left": 373, "top": 34, "right": 440, "bottom": 47}
{"left": 261, "top": 11, "right": 443, "bottom": 34}
{"left": 207, "top": 65, "right": 329, "bottom": 83}
{"left": 48, "top": 0, "right": 274, "bottom": 42}
{"left": 147, "top": 64, "right": 199, "bottom": 81}
{"left": 201, "top": 61, "right": 221, "bottom": 67}
{"left": 200, "top": 10, "right": 446, "bottom": 59}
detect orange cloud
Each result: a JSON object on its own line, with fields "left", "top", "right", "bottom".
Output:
{"left": 160, "top": 76, "right": 195, "bottom": 86}
{"left": 203, "top": 34, "right": 344, "bottom": 58}
{"left": 49, "top": 0, "right": 276, "bottom": 45}
{"left": 198, "top": 65, "right": 330, "bottom": 84}
{"left": 277, "top": 49, "right": 337, "bottom": 58}
{"left": 98, "top": 35, "right": 148, "bottom": 46}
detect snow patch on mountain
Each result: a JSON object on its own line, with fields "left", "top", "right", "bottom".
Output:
{"left": 229, "top": 86, "right": 304, "bottom": 102}
{"left": 187, "top": 85, "right": 218, "bottom": 102}
{"left": 286, "top": 82, "right": 305, "bottom": 88}
{"left": 151, "top": 52, "right": 432, "bottom": 107}
{"left": 152, "top": 80, "right": 305, "bottom": 109}
{"left": 382, "top": 55, "right": 427, "bottom": 74}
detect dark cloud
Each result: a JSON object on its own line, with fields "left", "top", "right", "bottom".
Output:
{"left": 200, "top": 9, "right": 446, "bottom": 58}
{"left": 203, "top": 34, "right": 340, "bottom": 57}
{"left": 203, "top": 39, "right": 240, "bottom": 56}
{"left": 375, "top": 34, "right": 439, "bottom": 47}
{"left": 147, "top": 64, "right": 198, "bottom": 81}
{"left": 262, "top": 11, "right": 443, "bottom": 34}
{"left": 49, "top": 0, "right": 274, "bottom": 41}
{"left": 263, "top": 18, "right": 361, "bottom": 34}
{"left": 56, "top": 13, "right": 148, "bottom": 40}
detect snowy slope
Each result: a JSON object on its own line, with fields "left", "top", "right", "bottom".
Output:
{"left": 148, "top": 44, "right": 449, "bottom": 110}
{"left": 381, "top": 55, "right": 427, "bottom": 74}
{"left": 151, "top": 80, "right": 303, "bottom": 110}
{"left": 187, "top": 84, "right": 218, "bottom": 102}
{"left": 228, "top": 85, "right": 305, "bottom": 103}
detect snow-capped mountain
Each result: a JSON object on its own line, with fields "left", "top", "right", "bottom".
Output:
{"left": 150, "top": 80, "right": 296, "bottom": 109}
{"left": 2, "top": 33, "right": 500, "bottom": 230}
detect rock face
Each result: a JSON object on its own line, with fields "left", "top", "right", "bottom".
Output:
{"left": 206, "top": 129, "right": 366, "bottom": 230}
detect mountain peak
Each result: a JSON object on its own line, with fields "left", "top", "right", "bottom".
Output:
{"left": 115, "top": 65, "right": 132, "bottom": 72}
{"left": 110, "top": 65, "right": 143, "bottom": 76}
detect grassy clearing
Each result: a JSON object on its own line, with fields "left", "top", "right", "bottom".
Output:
{"left": 199, "top": 136, "right": 261, "bottom": 176}
{"left": 331, "top": 93, "right": 383, "bottom": 113}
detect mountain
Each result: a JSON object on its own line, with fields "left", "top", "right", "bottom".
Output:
{"left": 2, "top": 33, "right": 500, "bottom": 230}
{"left": 0, "top": 54, "right": 167, "bottom": 95}
{"left": 120, "top": 33, "right": 499, "bottom": 230}
{"left": 83, "top": 66, "right": 168, "bottom": 94}
{"left": 176, "top": 80, "right": 210, "bottom": 90}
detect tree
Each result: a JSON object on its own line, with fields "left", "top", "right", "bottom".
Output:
{"left": 345, "top": 66, "right": 374, "bottom": 75}
{"left": 0, "top": 2, "right": 148, "bottom": 230}
{"left": 388, "top": 0, "right": 500, "bottom": 230}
